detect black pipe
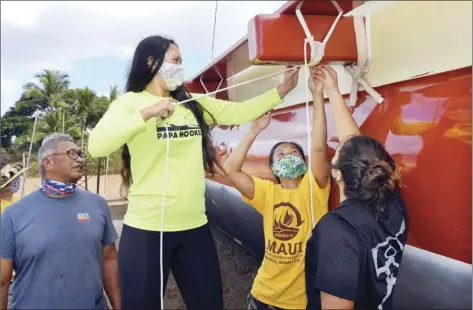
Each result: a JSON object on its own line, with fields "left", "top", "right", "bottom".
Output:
{"left": 96, "top": 157, "right": 101, "bottom": 194}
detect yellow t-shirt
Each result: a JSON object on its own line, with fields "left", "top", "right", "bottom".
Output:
{"left": 1, "top": 195, "right": 19, "bottom": 214}
{"left": 243, "top": 172, "right": 330, "bottom": 309}
{"left": 88, "top": 88, "right": 283, "bottom": 231}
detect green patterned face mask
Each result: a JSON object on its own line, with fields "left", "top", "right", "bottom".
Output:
{"left": 271, "top": 155, "right": 307, "bottom": 179}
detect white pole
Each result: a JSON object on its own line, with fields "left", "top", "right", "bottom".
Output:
{"left": 210, "top": 0, "right": 218, "bottom": 61}
{"left": 81, "top": 122, "right": 86, "bottom": 148}
{"left": 21, "top": 113, "right": 39, "bottom": 198}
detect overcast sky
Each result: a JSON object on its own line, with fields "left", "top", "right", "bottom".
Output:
{"left": 1, "top": 1, "right": 285, "bottom": 115}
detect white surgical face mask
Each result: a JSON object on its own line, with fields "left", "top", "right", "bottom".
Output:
{"left": 159, "top": 62, "right": 184, "bottom": 91}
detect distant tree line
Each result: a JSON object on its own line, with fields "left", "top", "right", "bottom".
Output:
{"left": 1, "top": 69, "right": 122, "bottom": 178}
{"left": 1, "top": 69, "right": 119, "bottom": 151}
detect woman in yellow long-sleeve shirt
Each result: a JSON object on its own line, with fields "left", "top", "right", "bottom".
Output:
{"left": 88, "top": 35, "right": 299, "bottom": 310}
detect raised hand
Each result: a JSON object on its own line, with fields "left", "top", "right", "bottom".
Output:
{"left": 318, "top": 65, "right": 340, "bottom": 94}
{"left": 283, "top": 66, "right": 300, "bottom": 90}
{"left": 277, "top": 66, "right": 301, "bottom": 98}
{"left": 140, "top": 98, "right": 176, "bottom": 122}
{"left": 213, "top": 145, "right": 230, "bottom": 176}
{"left": 309, "top": 66, "right": 325, "bottom": 95}
{"left": 250, "top": 111, "right": 272, "bottom": 134}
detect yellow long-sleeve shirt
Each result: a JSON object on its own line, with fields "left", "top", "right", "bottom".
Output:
{"left": 88, "top": 88, "right": 283, "bottom": 231}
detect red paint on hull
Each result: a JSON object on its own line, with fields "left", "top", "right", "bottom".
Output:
{"left": 248, "top": 14, "right": 357, "bottom": 64}
{"left": 188, "top": 0, "right": 355, "bottom": 84}
{"left": 210, "top": 67, "right": 472, "bottom": 264}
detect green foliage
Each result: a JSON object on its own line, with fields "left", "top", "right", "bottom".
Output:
{"left": 1, "top": 108, "right": 33, "bottom": 148}
{"left": 22, "top": 69, "right": 72, "bottom": 110}
{"left": 0, "top": 69, "right": 125, "bottom": 177}
{"left": 1, "top": 69, "right": 120, "bottom": 154}
{"left": 34, "top": 109, "right": 82, "bottom": 142}
{"left": 85, "top": 148, "right": 123, "bottom": 176}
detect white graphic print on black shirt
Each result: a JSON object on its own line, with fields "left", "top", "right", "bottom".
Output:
{"left": 372, "top": 219, "right": 406, "bottom": 309}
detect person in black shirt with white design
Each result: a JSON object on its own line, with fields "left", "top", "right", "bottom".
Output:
{"left": 305, "top": 65, "right": 408, "bottom": 310}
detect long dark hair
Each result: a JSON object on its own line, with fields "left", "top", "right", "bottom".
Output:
{"left": 268, "top": 141, "right": 306, "bottom": 184}
{"left": 120, "top": 35, "right": 217, "bottom": 195}
{"left": 334, "top": 135, "right": 402, "bottom": 214}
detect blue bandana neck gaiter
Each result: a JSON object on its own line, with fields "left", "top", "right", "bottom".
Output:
{"left": 271, "top": 155, "right": 307, "bottom": 179}
{"left": 40, "top": 179, "right": 77, "bottom": 196}
{"left": 10, "top": 177, "right": 21, "bottom": 193}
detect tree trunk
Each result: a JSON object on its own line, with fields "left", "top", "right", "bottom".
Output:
{"left": 84, "top": 140, "right": 89, "bottom": 191}
{"left": 96, "top": 158, "right": 102, "bottom": 195}
{"left": 81, "top": 121, "right": 86, "bottom": 148}
{"left": 62, "top": 107, "right": 65, "bottom": 133}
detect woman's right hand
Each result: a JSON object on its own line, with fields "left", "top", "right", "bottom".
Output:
{"left": 250, "top": 112, "right": 271, "bottom": 135}
{"left": 319, "top": 65, "right": 340, "bottom": 95}
{"left": 140, "top": 98, "right": 176, "bottom": 122}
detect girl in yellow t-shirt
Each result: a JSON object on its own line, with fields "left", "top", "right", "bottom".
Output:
{"left": 223, "top": 66, "right": 331, "bottom": 310}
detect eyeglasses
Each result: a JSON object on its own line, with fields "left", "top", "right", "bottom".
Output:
{"left": 53, "top": 148, "right": 87, "bottom": 160}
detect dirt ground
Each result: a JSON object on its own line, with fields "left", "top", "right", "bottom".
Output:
{"left": 110, "top": 204, "right": 259, "bottom": 310}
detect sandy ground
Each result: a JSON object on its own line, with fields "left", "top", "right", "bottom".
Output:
{"left": 20, "top": 164, "right": 272, "bottom": 201}
{"left": 110, "top": 204, "right": 259, "bottom": 310}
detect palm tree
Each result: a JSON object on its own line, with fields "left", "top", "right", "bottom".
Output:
{"left": 101, "top": 85, "right": 119, "bottom": 194}
{"left": 34, "top": 110, "right": 81, "bottom": 143}
{"left": 22, "top": 70, "right": 74, "bottom": 132}
{"left": 73, "top": 87, "right": 98, "bottom": 148}
{"left": 74, "top": 87, "right": 98, "bottom": 118}
{"left": 22, "top": 70, "right": 72, "bottom": 110}
{"left": 109, "top": 85, "right": 119, "bottom": 103}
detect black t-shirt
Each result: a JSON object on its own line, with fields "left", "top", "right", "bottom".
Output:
{"left": 305, "top": 193, "right": 408, "bottom": 310}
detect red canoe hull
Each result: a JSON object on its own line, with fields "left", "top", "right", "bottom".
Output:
{"left": 210, "top": 67, "right": 472, "bottom": 264}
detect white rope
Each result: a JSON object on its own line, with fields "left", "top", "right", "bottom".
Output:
{"left": 211, "top": 0, "right": 218, "bottom": 61}
{"left": 366, "top": 13, "right": 372, "bottom": 61}
{"left": 296, "top": 0, "right": 342, "bottom": 229}
{"left": 166, "top": 65, "right": 304, "bottom": 112}
{"left": 160, "top": 125, "right": 170, "bottom": 310}
{"left": 345, "top": 14, "right": 383, "bottom": 106}
{"left": 295, "top": 0, "right": 343, "bottom": 66}
{"left": 156, "top": 1, "right": 347, "bottom": 300}
{"left": 157, "top": 64, "right": 312, "bottom": 309}
{"left": 303, "top": 39, "right": 316, "bottom": 230}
